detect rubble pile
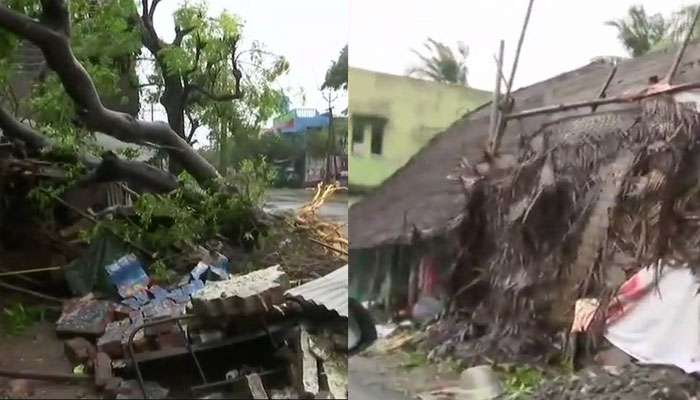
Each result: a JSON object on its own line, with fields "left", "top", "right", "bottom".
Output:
{"left": 293, "top": 183, "right": 348, "bottom": 259}
{"left": 0, "top": 140, "right": 349, "bottom": 398}
{"left": 52, "top": 255, "right": 348, "bottom": 399}
{"left": 443, "top": 96, "right": 700, "bottom": 360}
{"left": 529, "top": 364, "right": 700, "bottom": 400}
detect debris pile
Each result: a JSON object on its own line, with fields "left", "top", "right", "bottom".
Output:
{"left": 439, "top": 95, "right": 700, "bottom": 364}
{"left": 529, "top": 364, "right": 700, "bottom": 400}
{"left": 293, "top": 183, "right": 348, "bottom": 259}
{"left": 0, "top": 137, "right": 349, "bottom": 398}
{"left": 49, "top": 255, "right": 348, "bottom": 399}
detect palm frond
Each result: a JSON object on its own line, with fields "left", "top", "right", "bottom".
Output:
{"left": 407, "top": 37, "right": 469, "bottom": 85}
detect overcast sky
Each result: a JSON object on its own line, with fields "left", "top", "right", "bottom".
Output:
{"left": 151, "top": 0, "right": 349, "bottom": 116}
{"left": 350, "top": 0, "right": 698, "bottom": 92}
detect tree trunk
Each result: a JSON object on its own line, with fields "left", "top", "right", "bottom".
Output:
{"left": 0, "top": 3, "right": 221, "bottom": 187}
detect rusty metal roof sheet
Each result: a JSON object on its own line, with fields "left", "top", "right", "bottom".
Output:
{"left": 286, "top": 265, "right": 348, "bottom": 317}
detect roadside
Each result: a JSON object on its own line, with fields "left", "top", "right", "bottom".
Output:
{"left": 266, "top": 188, "right": 348, "bottom": 235}
{"left": 350, "top": 333, "right": 462, "bottom": 400}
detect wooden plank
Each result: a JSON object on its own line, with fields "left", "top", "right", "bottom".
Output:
{"left": 300, "top": 329, "right": 319, "bottom": 395}
{"left": 246, "top": 373, "right": 269, "bottom": 399}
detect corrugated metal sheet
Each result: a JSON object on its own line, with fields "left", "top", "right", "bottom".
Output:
{"left": 286, "top": 265, "right": 348, "bottom": 317}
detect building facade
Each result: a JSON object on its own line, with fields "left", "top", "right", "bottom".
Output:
{"left": 271, "top": 108, "right": 348, "bottom": 187}
{"left": 348, "top": 67, "right": 490, "bottom": 192}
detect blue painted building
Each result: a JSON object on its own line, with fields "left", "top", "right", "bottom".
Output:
{"left": 271, "top": 108, "right": 331, "bottom": 135}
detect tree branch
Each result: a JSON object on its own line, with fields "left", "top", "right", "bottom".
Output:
{"left": 185, "top": 111, "right": 200, "bottom": 143}
{"left": 0, "top": 3, "right": 221, "bottom": 186}
{"left": 0, "top": 105, "right": 52, "bottom": 152}
{"left": 140, "top": 0, "right": 163, "bottom": 54}
{"left": 230, "top": 37, "right": 243, "bottom": 99}
{"left": 0, "top": 4, "right": 58, "bottom": 44}
{"left": 188, "top": 84, "right": 241, "bottom": 102}
{"left": 149, "top": 0, "right": 162, "bottom": 19}
{"left": 78, "top": 151, "right": 178, "bottom": 193}
{"left": 173, "top": 25, "right": 195, "bottom": 47}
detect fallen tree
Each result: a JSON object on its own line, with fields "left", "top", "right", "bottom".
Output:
{"left": 0, "top": 0, "right": 220, "bottom": 186}
{"left": 436, "top": 95, "right": 700, "bottom": 364}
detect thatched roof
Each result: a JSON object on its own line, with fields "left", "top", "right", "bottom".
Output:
{"left": 350, "top": 41, "right": 700, "bottom": 250}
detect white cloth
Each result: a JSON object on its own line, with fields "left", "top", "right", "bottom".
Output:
{"left": 604, "top": 266, "right": 700, "bottom": 373}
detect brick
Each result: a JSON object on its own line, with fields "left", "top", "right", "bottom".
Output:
{"left": 56, "top": 298, "right": 114, "bottom": 337}
{"left": 115, "top": 380, "right": 169, "bottom": 399}
{"left": 8, "top": 379, "right": 33, "bottom": 398}
{"left": 113, "top": 304, "right": 132, "bottom": 321}
{"left": 64, "top": 337, "right": 97, "bottom": 366}
{"left": 94, "top": 352, "right": 113, "bottom": 390}
{"left": 98, "top": 319, "right": 130, "bottom": 359}
{"left": 103, "top": 377, "right": 124, "bottom": 400}
{"left": 156, "top": 330, "right": 186, "bottom": 350}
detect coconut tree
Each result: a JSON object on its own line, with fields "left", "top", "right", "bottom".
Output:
{"left": 606, "top": 5, "right": 669, "bottom": 57}
{"left": 407, "top": 38, "right": 469, "bottom": 85}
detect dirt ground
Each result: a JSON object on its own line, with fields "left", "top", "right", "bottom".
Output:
{"left": 350, "top": 338, "right": 462, "bottom": 400}
{"left": 0, "top": 322, "right": 98, "bottom": 399}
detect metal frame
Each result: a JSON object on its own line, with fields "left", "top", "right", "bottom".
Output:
{"left": 126, "top": 314, "right": 300, "bottom": 398}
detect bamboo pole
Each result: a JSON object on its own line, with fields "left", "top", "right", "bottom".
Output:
{"left": 591, "top": 65, "right": 618, "bottom": 112}
{"left": 492, "top": 54, "right": 509, "bottom": 88}
{"left": 665, "top": 5, "right": 700, "bottom": 84}
{"left": 491, "top": 0, "right": 535, "bottom": 155}
{"left": 506, "top": 80, "right": 700, "bottom": 120}
{"left": 0, "top": 266, "right": 62, "bottom": 277}
{"left": 488, "top": 40, "right": 505, "bottom": 155}
{"left": 0, "top": 368, "right": 90, "bottom": 382}
{"left": 0, "top": 280, "right": 64, "bottom": 303}
{"left": 505, "top": 0, "right": 535, "bottom": 97}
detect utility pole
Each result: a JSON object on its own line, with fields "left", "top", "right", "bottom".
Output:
{"left": 322, "top": 90, "right": 339, "bottom": 184}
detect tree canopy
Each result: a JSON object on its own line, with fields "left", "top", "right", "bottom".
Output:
{"left": 407, "top": 38, "right": 469, "bottom": 85}
{"left": 322, "top": 44, "right": 347, "bottom": 91}
{"left": 0, "top": 0, "right": 289, "bottom": 187}
{"left": 607, "top": 4, "right": 700, "bottom": 58}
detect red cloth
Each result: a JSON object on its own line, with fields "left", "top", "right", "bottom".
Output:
{"left": 419, "top": 256, "right": 439, "bottom": 297}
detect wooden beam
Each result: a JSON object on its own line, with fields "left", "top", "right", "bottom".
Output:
{"left": 665, "top": 5, "right": 700, "bottom": 84}
{"left": 246, "top": 373, "right": 270, "bottom": 399}
{"left": 0, "top": 368, "right": 90, "bottom": 382}
{"left": 491, "top": 0, "right": 535, "bottom": 155}
{"left": 505, "top": 80, "right": 700, "bottom": 120}
{"left": 488, "top": 40, "right": 505, "bottom": 155}
{"left": 592, "top": 65, "right": 618, "bottom": 112}
{"left": 300, "top": 329, "right": 319, "bottom": 396}
{"left": 0, "top": 266, "right": 62, "bottom": 277}
{"left": 0, "top": 280, "right": 64, "bottom": 303}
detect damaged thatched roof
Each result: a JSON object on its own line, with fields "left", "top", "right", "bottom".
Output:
{"left": 350, "top": 40, "right": 700, "bottom": 249}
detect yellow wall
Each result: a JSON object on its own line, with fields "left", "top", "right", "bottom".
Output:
{"left": 349, "top": 67, "right": 490, "bottom": 190}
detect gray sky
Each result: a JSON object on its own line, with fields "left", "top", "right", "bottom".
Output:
{"left": 351, "top": 0, "right": 698, "bottom": 92}
{"left": 151, "top": 0, "right": 349, "bottom": 117}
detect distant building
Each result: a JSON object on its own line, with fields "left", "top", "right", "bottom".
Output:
{"left": 271, "top": 108, "right": 331, "bottom": 135}
{"left": 349, "top": 67, "right": 491, "bottom": 192}
{"left": 270, "top": 108, "right": 347, "bottom": 187}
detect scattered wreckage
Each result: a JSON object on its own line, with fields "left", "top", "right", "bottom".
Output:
{"left": 33, "top": 256, "right": 349, "bottom": 399}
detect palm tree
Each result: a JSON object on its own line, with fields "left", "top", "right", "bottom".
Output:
{"left": 407, "top": 38, "right": 469, "bottom": 85}
{"left": 667, "top": 5, "right": 700, "bottom": 44}
{"left": 606, "top": 5, "right": 669, "bottom": 57}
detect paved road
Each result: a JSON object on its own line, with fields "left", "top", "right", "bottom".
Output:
{"left": 265, "top": 188, "right": 348, "bottom": 235}
{"left": 349, "top": 356, "right": 412, "bottom": 400}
